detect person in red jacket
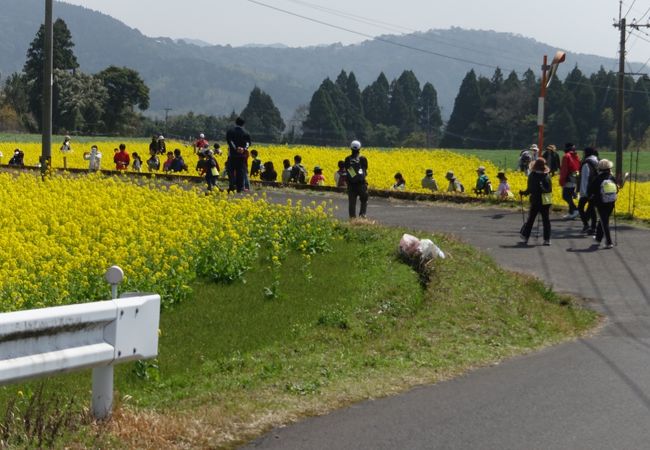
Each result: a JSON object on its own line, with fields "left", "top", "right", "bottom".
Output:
{"left": 559, "top": 143, "right": 581, "bottom": 219}
{"left": 113, "top": 143, "right": 130, "bottom": 170}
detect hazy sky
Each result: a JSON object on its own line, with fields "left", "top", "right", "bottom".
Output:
{"left": 60, "top": 0, "right": 650, "bottom": 63}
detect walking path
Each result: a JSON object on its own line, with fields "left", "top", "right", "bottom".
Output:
{"left": 246, "top": 190, "right": 650, "bottom": 450}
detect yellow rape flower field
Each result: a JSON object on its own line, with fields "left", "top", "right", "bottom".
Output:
{"left": 0, "top": 172, "right": 335, "bottom": 312}
{"left": 1, "top": 141, "right": 649, "bottom": 220}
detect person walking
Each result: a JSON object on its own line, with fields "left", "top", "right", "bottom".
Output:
{"left": 559, "top": 143, "right": 581, "bottom": 219}
{"left": 519, "top": 158, "right": 553, "bottom": 246}
{"left": 587, "top": 159, "right": 618, "bottom": 249}
{"left": 344, "top": 140, "right": 369, "bottom": 219}
{"left": 225, "top": 117, "right": 251, "bottom": 193}
{"left": 578, "top": 147, "right": 599, "bottom": 234}
{"left": 542, "top": 144, "right": 561, "bottom": 176}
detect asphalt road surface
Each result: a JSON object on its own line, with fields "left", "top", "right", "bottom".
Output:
{"left": 243, "top": 189, "right": 650, "bottom": 450}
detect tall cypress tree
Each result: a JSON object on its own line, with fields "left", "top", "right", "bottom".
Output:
{"left": 418, "top": 82, "right": 442, "bottom": 146}
{"left": 302, "top": 82, "right": 346, "bottom": 145}
{"left": 389, "top": 70, "right": 421, "bottom": 138}
{"left": 240, "top": 86, "right": 286, "bottom": 143}
{"left": 362, "top": 72, "right": 390, "bottom": 126}
{"left": 441, "top": 69, "right": 482, "bottom": 148}
{"left": 24, "top": 18, "right": 79, "bottom": 130}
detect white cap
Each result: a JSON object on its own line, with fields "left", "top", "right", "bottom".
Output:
{"left": 350, "top": 140, "right": 361, "bottom": 151}
{"left": 158, "top": 135, "right": 165, "bottom": 140}
{"left": 199, "top": 133, "right": 205, "bottom": 139}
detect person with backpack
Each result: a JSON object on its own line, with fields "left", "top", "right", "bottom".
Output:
{"left": 542, "top": 144, "right": 561, "bottom": 176}
{"left": 518, "top": 144, "right": 537, "bottom": 174}
{"left": 578, "top": 147, "right": 599, "bottom": 235}
{"left": 587, "top": 159, "right": 618, "bottom": 249}
{"left": 203, "top": 149, "right": 219, "bottom": 191}
{"left": 344, "top": 140, "right": 369, "bottom": 218}
{"left": 474, "top": 166, "right": 492, "bottom": 195}
{"left": 519, "top": 158, "right": 553, "bottom": 246}
{"left": 289, "top": 155, "right": 308, "bottom": 183}
{"left": 445, "top": 171, "right": 464, "bottom": 193}
{"left": 334, "top": 160, "right": 348, "bottom": 188}
{"left": 559, "top": 143, "right": 581, "bottom": 219}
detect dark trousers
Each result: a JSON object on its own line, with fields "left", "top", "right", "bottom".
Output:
{"left": 348, "top": 183, "right": 368, "bottom": 217}
{"left": 562, "top": 186, "right": 577, "bottom": 213}
{"left": 228, "top": 162, "right": 245, "bottom": 192}
{"left": 578, "top": 197, "right": 596, "bottom": 230}
{"left": 595, "top": 203, "right": 615, "bottom": 245}
{"left": 522, "top": 202, "right": 551, "bottom": 241}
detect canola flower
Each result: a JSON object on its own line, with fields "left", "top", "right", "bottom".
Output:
{"left": 0, "top": 172, "right": 335, "bottom": 312}
{"left": 2, "top": 141, "right": 649, "bottom": 219}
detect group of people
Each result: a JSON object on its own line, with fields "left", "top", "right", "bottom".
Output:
{"left": 518, "top": 142, "right": 620, "bottom": 249}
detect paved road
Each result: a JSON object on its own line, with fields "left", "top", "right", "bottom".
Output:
{"left": 244, "top": 190, "right": 650, "bottom": 450}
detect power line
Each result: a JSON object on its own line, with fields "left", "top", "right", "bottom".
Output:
{"left": 624, "top": 0, "right": 638, "bottom": 18}
{"left": 247, "top": 0, "right": 507, "bottom": 70}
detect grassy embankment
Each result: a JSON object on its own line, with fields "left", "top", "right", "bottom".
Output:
{"left": 0, "top": 223, "right": 599, "bottom": 449}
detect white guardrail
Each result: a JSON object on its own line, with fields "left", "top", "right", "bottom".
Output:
{"left": 0, "top": 266, "right": 160, "bottom": 419}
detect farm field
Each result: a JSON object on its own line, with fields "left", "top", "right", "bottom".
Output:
{"left": 2, "top": 139, "right": 650, "bottom": 219}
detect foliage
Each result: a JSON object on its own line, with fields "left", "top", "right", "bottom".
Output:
{"left": 0, "top": 172, "right": 336, "bottom": 311}
{"left": 97, "top": 66, "right": 150, "bottom": 134}
{"left": 240, "top": 87, "right": 286, "bottom": 143}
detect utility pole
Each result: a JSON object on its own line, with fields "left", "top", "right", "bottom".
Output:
{"left": 613, "top": 2, "right": 650, "bottom": 183}
{"left": 41, "top": 0, "right": 53, "bottom": 179}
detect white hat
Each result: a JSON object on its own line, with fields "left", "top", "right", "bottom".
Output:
{"left": 529, "top": 144, "right": 539, "bottom": 151}
{"left": 158, "top": 135, "right": 165, "bottom": 140}
{"left": 350, "top": 140, "right": 361, "bottom": 151}
{"left": 199, "top": 133, "right": 205, "bottom": 139}
{"left": 598, "top": 159, "right": 613, "bottom": 170}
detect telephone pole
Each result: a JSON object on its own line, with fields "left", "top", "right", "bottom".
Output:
{"left": 613, "top": 2, "right": 650, "bottom": 183}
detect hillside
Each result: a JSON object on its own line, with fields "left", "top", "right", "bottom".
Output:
{"left": 0, "top": 0, "right": 632, "bottom": 121}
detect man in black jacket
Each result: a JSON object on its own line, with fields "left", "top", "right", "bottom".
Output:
{"left": 344, "top": 140, "right": 369, "bottom": 218}
{"left": 226, "top": 117, "right": 251, "bottom": 192}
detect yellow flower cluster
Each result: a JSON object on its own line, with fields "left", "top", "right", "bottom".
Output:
{"left": 2, "top": 141, "right": 649, "bottom": 219}
{"left": 0, "top": 172, "right": 335, "bottom": 311}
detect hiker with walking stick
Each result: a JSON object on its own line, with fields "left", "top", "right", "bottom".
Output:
{"left": 519, "top": 158, "right": 553, "bottom": 246}
{"left": 587, "top": 159, "right": 618, "bottom": 249}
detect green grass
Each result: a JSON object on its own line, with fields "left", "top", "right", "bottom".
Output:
{"left": 0, "top": 224, "right": 599, "bottom": 449}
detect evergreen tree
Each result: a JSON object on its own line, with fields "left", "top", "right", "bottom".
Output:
{"left": 240, "top": 86, "right": 286, "bottom": 143}
{"left": 389, "top": 70, "right": 421, "bottom": 139}
{"left": 628, "top": 76, "right": 650, "bottom": 142}
{"left": 547, "top": 107, "right": 578, "bottom": 145}
{"left": 302, "top": 82, "right": 346, "bottom": 145}
{"left": 362, "top": 72, "right": 390, "bottom": 126}
{"left": 23, "top": 18, "right": 79, "bottom": 130}
{"left": 55, "top": 70, "right": 108, "bottom": 133}
{"left": 418, "top": 82, "right": 442, "bottom": 146}
{"left": 565, "top": 66, "right": 596, "bottom": 145}
{"left": 441, "top": 69, "right": 482, "bottom": 148}
{"left": 344, "top": 72, "right": 370, "bottom": 141}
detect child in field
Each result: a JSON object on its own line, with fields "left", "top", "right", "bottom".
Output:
{"left": 334, "top": 160, "right": 348, "bottom": 188}
{"left": 281, "top": 159, "right": 292, "bottom": 184}
{"left": 261, "top": 161, "right": 277, "bottom": 182}
{"left": 310, "top": 166, "right": 325, "bottom": 186}
{"left": 250, "top": 149, "right": 262, "bottom": 178}
{"left": 496, "top": 172, "right": 513, "bottom": 199}
{"left": 147, "top": 149, "right": 160, "bottom": 172}
{"left": 163, "top": 151, "right": 174, "bottom": 172}
{"left": 392, "top": 172, "right": 406, "bottom": 190}
{"left": 132, "top": 152, "right": 143, "bottom": 172}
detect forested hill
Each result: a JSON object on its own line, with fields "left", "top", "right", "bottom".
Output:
{"left": 0, "top": 0, "right": 630, "bottom": 120}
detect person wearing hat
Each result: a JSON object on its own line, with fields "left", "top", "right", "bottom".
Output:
{"left": 519, "top": 157, "right": 553, "bottom": 245}
{"left": 156, "top": 135, "right": 167, "bottom": 155}
{"left": 344, "top": 140, "right": 369, "bottom": 218}
{"left": 578, "top": 147, "right": 599, "bottom": 234}
{"left": 542, "top": 144, "right": 561, "bottom": 176}
{"left": 559, "top": 143, "right": 581, "bottom": 219}
{"left": 518, "top": 144, "right": 537, "bottom": 174}
{"left": 60, "top": 135, "right": 72, "bottom": 153}
{"left": 203, "top": 148, "right": 220, "bottom": 191}
{"left": 445, "top": 171, "right": 464, "bottom": 193}
{"left": 194, "top": 133, "right": 209, "bottom": 154}
{"left": 474, "top": 166, "right": 492, "bottom": 195}
{"left": 496, "top": 172, "right": 513, "bottom": 200}
{"left": 587, "top": 159, "right": 618, "bottom": 249}
{"left": 421, "top": 169, "right": 439, "bottom": 192}
{"left": 309, "top": 166, "right": 325, "bottom": 186}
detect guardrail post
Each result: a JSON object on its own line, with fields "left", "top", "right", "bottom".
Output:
{"left": 91, "top": 266, "right": 124, "bottom": 420}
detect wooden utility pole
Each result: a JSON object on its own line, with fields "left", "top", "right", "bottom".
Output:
{"left": 41, "top": 0, "right": 53, "bottom": 179}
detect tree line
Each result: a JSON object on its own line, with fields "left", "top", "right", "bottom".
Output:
{"left": 0, "top": 19, "right": 149, "bottom": 135}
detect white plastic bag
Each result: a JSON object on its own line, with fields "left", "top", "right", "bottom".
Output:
{"left": 399, "top": 234, "right": 421, "bottom": 258}
{"left": 418, "top": 239, "right": 445, "bottom": 261}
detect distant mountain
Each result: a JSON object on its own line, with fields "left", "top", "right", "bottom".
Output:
{"left": 176, "top": 38, "right": 214, "bottom": 48}
{"left": 0, "top": 0, "right": 635, "bottom": 122}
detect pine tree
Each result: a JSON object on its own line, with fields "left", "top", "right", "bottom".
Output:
{"left": 24, "top": 18, "right": 79, "bottom": 130}
{"left": 240, "top": 86, "right": 286, "bottom": 143}
{"left": 418, "top": 82, "right": 442, "bottom": 147}
{"left": 441, "top": 69, "right": 482, "bottom": 148}
{"left": 302, "top": 82, "right": 346, "bottom": 145}
{"left": 362, "top": 72, "right": 390, "bottom": 126}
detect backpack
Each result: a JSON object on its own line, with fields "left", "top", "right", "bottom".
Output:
{"left": 346, "top": 156, "right": 366, "bottom": 184}
{"left": 290, "top": 164, "right": 307, "bottom": 183}
{"left": 519, "top": 151, "right": 532, "bottom": 171}
{"left": 601, "top": 178, "right": 618, "bottom": 203}
{"left": 456, "top": 180, "right": 465, "bottom": 193}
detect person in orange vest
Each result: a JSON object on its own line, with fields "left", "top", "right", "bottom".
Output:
{"left": 113, "top": 143, "right": 130, "bottom": 170}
